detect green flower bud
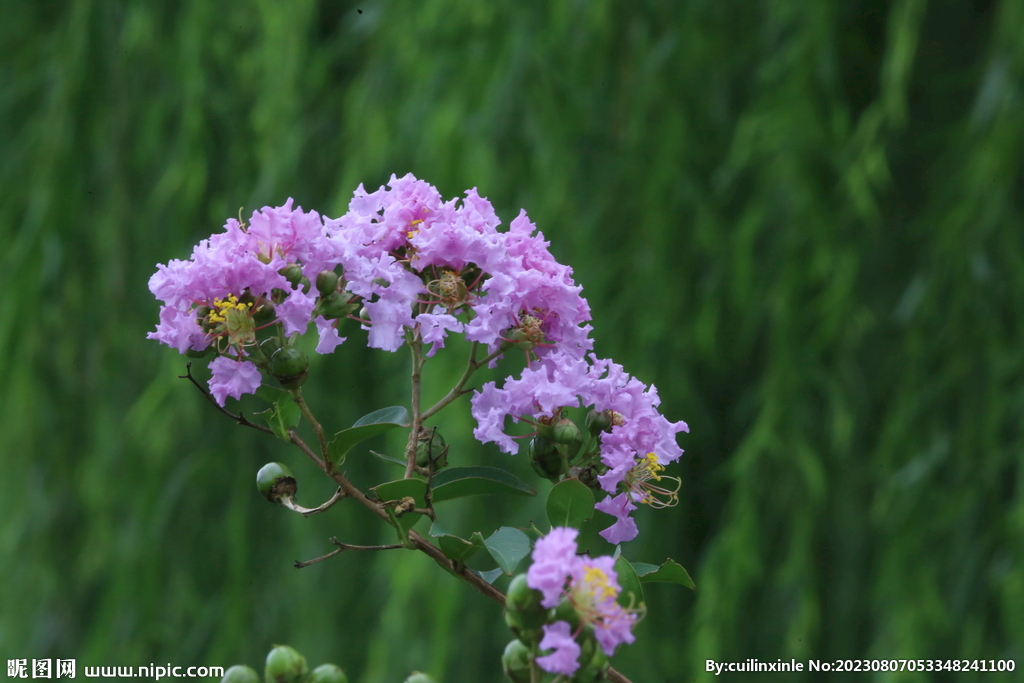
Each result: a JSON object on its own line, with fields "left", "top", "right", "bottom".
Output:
{"left": 372, "top": 277, "right": 390, "bottom": 287}
{"left": 260, "top": 336, "right": 282, "bottom": 358}
{"left": 501, "top": 639, "right": 534, "bottom": 683}
{"left": 574, "top": 633, "right": 609, "bottom": 682}
{"left": 219, "top": 665, "right": 260, "bottom": 683}
{"left": 270, "top": 347, "right": 309, "bottom": 389}
{"left": 264, "top": 645, "right": 308, "bottom": 683}
{"left": 359, "top": 306, "right": 369, "bottom": 321}
{"left": 298, "top": 276, "right": 312, "bottom": 294}
{"left": 529, "top": 436, "right": 566, "bottom": 481}
{"left": 252, "top": 301, "right": 276, "bottom": 326}
{"left": 585, "top": 409, "right": 613, "bottom": 435}
{"left": 256, "top": 462, "right": 297, "bottom": 503}
{"left": 549, "top": 597, "right": 581, "bottom": 633}
{"left": 402, "top": 673, "right": 436, "bottom": 683}
{"left": 505, "top": 574, "right": 547, "bottom": 640}
{"left": 316, "top": 270, "right": 340, "bottom": 297}
{"left": 551, "top": 418, "right": 582, "bottom": 446}
{"left": 415, "top": 428, "right": 448, "bottom": 469}
{"left": 196, "top": 305, "right": 212, "bottom": 320}
{"left": 279, "top": 264, "right": 304, "bottom": 286}
{"left": 320, "top": 292, "right": 358, "bottom": 320}
{"left": 307, "top": 663, "right": 348, "bottom": 683}
{"left": 506, "top": 574, "right": 543, "bottom": 614}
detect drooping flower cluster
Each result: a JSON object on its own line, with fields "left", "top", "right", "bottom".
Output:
{"left": 471, "top": 352, "right": 689, "bottom": 544}
{"left": 148, "top": 175, "right": 593, "bottom": 404}
{"left": 526, "top": 527, "right": 638, "bottom": 676}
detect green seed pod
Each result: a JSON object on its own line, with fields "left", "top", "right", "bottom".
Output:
{"left": 307, "top": 663, "right": 348, "bottom": 683}
{"left": 270, "top": 347, "right": 309, "bottom": 389}
{"left": 264, "top": 645, "right": 308, "bottom": 683}
{"left": 501, "top": 639, "right": 534, "bottom": 683}
{"left": 402, "top": 673, "right": 436, "bottom": 683}
{"left": 415, "top": 428, "right": 448, "bottom": 469}
{"left": 320, "top": 292, "right": 358, "bottom": 320}
{"left": 256, "top": 462, "right": 297, "bottom": 503}
{"left": 585, "top": 409, "right": 613, "bottom": 435}
{"left": 551, "top": 418, "right": 582, "bottom": 446}
{"left": 279, "top": 264, "right": 304, "bottom": 286}
{"left": 298, "top": 276, "right": 311, "bottom": 294}
{"left": 315, "top": 270, "right": 340, "bottom": 297}
{"left": 529, "top": 436, "right": 566, "bottom": 481}
{"left": 219, "top": 665, "right": 260, "bottom": 683}
{"left": 252, "top": 301, "right": 276, "bottom": 326}
{"left": 359, "top": 306, "right": 369, "bottom": 321}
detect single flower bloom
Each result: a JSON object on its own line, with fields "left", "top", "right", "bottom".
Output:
{"left": 208, "top": 356, "right": 262, "bottom": 406}
{"left": 526, "top": 527, "right": 581, "bottom": 608}
{"left": 535, "top": 621, "right": 581, "bottom": 676}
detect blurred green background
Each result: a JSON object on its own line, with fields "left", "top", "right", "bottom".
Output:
{"left": 2, "top": 0, "right": 1023, "bottom": 681}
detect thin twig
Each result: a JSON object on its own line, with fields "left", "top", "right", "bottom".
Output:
{"left": 421, "top": 343, "right": 506, "bottom": 421}
{"left": 279, "top": 488, "right": 346, "bottom": 516}
{"left": 291, "top": 389, "right": 330, "bottom": 463}
{"left": 294, "top": 536, "right": 404, "bottom": 568}
{"left": 178, "top": 362, "right": 273, "bottom": 434}
{"left": 403, "top": 335, "right": 425, "bottom": 478}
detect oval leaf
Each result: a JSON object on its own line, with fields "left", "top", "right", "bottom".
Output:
{"left": 353, "top": 405, "right": 410, "bottom": 428}
{"left": 256, "top": 387, "right": 301, "bottom": 442}
{"left": 328, "top": 406, "right": 409, "bottom": 467}
{"left": 483, "top": 527, "right": 532, "bottom": 575}
{"left": 545, "top": 478, "right": 595, "bottom": 529}
{"left": 430, "top": 466, "right": 536, "bottom": 503}
{"left": 635, "top": 558, "right": 696, "bottom": 589}
{"left": 427, "top": 520, "right": 486, "bottom": 563}
{"left": 613, "top": 556, "right": 645, "bottom": 609}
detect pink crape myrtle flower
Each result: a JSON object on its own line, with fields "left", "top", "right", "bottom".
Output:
{"left": 326, "top": 173, "right": 593, "bottom": 357}
{"left": 208, "top": 356, "right": 262, "bottom": 407}
{"left": 471, "top": 352, "right": 688, "bottom": 543}
{"left": 536, "top": 621, "right": 581, "bottom": 676}
{"left": 526, "top": 526, "right": 639, "bottom": 676}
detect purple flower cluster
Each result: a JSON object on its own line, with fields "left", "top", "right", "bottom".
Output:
{"left": 526, "top": 527, "right": 638, "bottom": 676}
{"left": 148, "top": 174, "right": 593, "bottom": 403}
{"left": 471, "top": 352, "right": 689, "bottom": 543}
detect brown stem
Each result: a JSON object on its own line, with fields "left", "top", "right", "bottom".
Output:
{"left": 421, "top": 343, "right": 506, "bottom": 421}
{"left": 294, "top": 536, "right": 403, "bottom": 568}
{"left": 291, "top": 389, "right": 330, "bottom": 464}
{"left": 404, "top": 335, "right": 425, "bottom": 478}
{"left": 179, "top": 362, "right": 273, "bottom": 435}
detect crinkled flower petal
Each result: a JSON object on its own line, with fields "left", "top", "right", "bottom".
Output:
{"left": 208, "top": 356, "right": 262, "bottom": 406}
{"left": 527, "top": 527, "right": 581, "bottom": 608}
{"left": 535, "top": 621, "right": 581, "bottom": 676}
{"left": 313, "top": 316, "right": 346, "bottom": 354}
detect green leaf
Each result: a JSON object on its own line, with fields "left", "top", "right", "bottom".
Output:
{"left": 545, "top": 478, "right": 595, "bottom": 529}
{"left": 634, "top": 558, "right": 696, "bottom": 589}
{"left": 613, "top": 556, "right": 645, "bottom": 609}
{"left": 256, "top": 387, "right": 300, "bottom": 442}
{"left": 430, "top": 466, "right": 536, "bottom": 503}
{"left": 328, "top": 406, "right": 409, "bottom": 467}
{"left": 373, "top": 478, "right": 427, "bottom": 538}
{"left": 483, "top": 527, "right": 532, "bottom": 575}
{"left": 353, "top": 405, "right": 410, "bottom": 428}
{"left": 427, "top": 520, "right": 485, "bottom": 563}
{"left": 471, "top": 568, "right": 504, "bottom": 584}
{"left": 370, "top": 450, "right": 406, "bottom": 467}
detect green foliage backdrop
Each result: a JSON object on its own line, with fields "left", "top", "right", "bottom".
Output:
{"left": 2, "top": 1, "right": 1023, "bottom": 681}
